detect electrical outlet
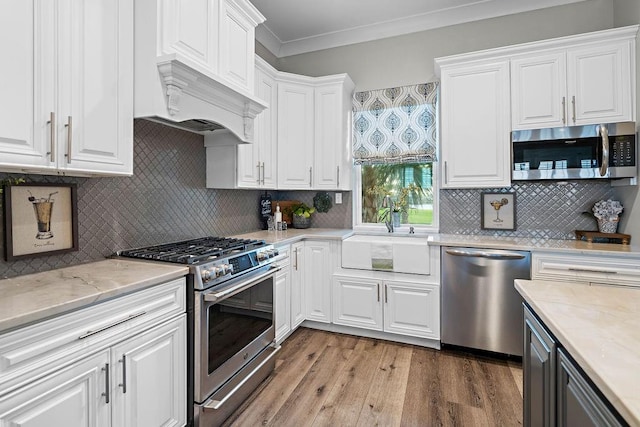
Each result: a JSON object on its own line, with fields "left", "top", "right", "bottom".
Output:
{"left": 335, "top": 192, "right": 342, "bottom": 204}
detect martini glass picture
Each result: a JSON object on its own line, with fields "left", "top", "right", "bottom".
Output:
{"left": 489, "top": 198, "right": 509, "bottom": 223}
{"left": 28, "top": 190, "right": 58, "bottom": 239}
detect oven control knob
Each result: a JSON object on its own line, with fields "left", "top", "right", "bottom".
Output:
{"left": 201, "top": 268, "right": 212, "bottom": 282}
{"left": 257, "top": 251, "right": 268, "bottom": 261}
{"left": 222, "top": 264, "right": 233, "bottom": 275}
{"left": 213, "top": 266, "right": 224, "bottom": 278}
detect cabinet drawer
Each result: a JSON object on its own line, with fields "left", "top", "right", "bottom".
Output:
{"left": 0, "top": 277, "right": 185, "bottom": 395}
{"left": 532, "top": 253, "right": 640, "bottom": 287}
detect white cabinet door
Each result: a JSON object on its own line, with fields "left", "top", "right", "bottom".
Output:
{"left": 384, "top": 281, "right": 440, "bottom": 339}
{"left": 110, "top": 316, "right": 187, "bottom": 427}
{"left": 568, "top": 41, "right": 634, "bottom": 125}
{"left": 440, "top": 60, "right": 511, "bottom": 188}
{"left": 511, "top": 52, "right": 568, "bottom": 130}
{"left": 59, "top": 0, "right": 133, "bottom": 176}
{"left": 0, "top": 350, "right": 110, "bottom": 427}
{"left": 332, "top": 276, "right": 383, "bottom": 331}
{"left": 274, "top": 267, "right": 291, "bottom": 344}
{"left": 239, "top": 64, "right": 277, "bottom": 188}
{"left": 0, "top": 0, "right": 54, "bottom": 171}
{"left": 303, "top": 241, "right": 332, "bottom": 323}
{"left": 219, "top": 0, "right": 257, "bottom": 93}
{"left": 290, "top": 242, "right": 306, "bottom": 328}
{"left": 277, "top": 82, "right": 315, "bottom": 189}
{"left": 314, "top": 83, "right": 349, "bottom": 190}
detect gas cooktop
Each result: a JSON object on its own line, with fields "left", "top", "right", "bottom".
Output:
{"left": 118, "top": 236, "right": 268, "bottom": 265}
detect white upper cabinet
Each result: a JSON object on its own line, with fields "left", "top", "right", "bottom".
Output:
{"left": 156, "top": 0, "right": 262, "bottom": 94}
{"left": 277, "top": 79, "right": 316, "bottom": 189}
{"left": 438, "top": 59, "right": 512, "bottom": 188}
{"left": 237, "top": 59, "right": 278, "bottom": 188}
{"left": 0, "top": 0, "right": 133, "bottom": 176}
{"left": 314, "top": 77, "right": 355, "bottom": 190}
{"left": 277, "top": 73, "right": 355, "bottom": 190}
{"left": 511, "top": 27, "right": 636, "bottom": 130}
{"left": 511, "top": 52, "right": 568, "bottom": 129}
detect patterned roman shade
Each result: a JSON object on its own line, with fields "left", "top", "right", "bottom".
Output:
{"left": 352, "top": 82, "right": 438, "bottom": 165}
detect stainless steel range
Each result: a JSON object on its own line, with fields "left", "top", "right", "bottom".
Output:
{"left": 119, "top": 236, "right": 282, "bottom": 426}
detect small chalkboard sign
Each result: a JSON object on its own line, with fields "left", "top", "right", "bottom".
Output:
{"left": 260, "top": 193, "right": 272, "bottom": 230}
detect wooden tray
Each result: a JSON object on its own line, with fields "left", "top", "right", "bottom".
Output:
{"left": 273, "top": 200, "right": 300, "bottom": 225}
{"left": 575, "top": 230, "right": 631, "bottom": 245}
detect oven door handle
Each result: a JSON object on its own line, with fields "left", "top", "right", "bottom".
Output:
{"left": 203, "top": 266, "right": 281, "bottom": 302}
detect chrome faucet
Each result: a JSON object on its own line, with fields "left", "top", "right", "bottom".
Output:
{"left": 381, "top": 195, "right": 394, "bottom": 233}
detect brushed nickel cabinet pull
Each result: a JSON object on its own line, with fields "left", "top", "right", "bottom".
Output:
{"left": 64, "top": 116, "right": 72, "bottom": 163}
{"left": 309, "top": 167, "right": 312, "bottom": 187}
{"left": 256, "top": 162, "right": 261, "bottom": 183}
{"left": 119, "top": 355, "right": 127, "bottom": 394}
{"left": 102, "top": 363, "right": 110, "bottom": 403}
{"left": 294, "top": 248, "right": 298, "bottom": 270}
{"left": 336, "top": 165, "right": 340, "bottom": 187}
{"left": 384, "top": 285, "right": 388, "bottom": 303}
{"left": 444, "top": 161, "right": 448, "bottom": 184}
{"left": 561, "top": 97, "right": 566, "bottom": 125}
{"left": 377, "top": 283, "right": 380, "bottom": 302}
{"left": 571, "top": 96, "right": 576, "bottom": 124}
{"left": 47, "top": 112, "right": 56, "bottom": 162}
{"left": 78, "top": 311, "right": 146, "bottom": 339}
{"left": 261, "top": 162, "right": 265, "bottom": 185}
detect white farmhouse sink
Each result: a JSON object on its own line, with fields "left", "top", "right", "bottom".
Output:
{"left": 342, "top": 235, "right": 430, "bottom": 275}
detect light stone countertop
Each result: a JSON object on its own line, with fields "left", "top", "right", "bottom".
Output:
{"left": 515, "top": 279, "right": 640, "bottom": 426}
{"left": 430, "top": 233, "right": 640, "bottom": 257}
{"left": 0, "top": 259, "right": 188, "bottom": 333}
{"left": 235, "top": 228, "right": 354, "bottom": 246}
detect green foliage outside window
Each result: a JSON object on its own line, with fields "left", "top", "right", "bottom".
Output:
{"left": 361, "top": 163, "right": 433, "bottom": 225}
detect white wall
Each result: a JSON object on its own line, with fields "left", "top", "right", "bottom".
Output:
{"left": 273, "top": 0, "right": 613, "bottom": 90}
{"left": 612, "top": 0, "right": 640, "bottom": 236}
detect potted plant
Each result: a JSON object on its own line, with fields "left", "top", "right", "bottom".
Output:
{"left": 290, "top": 202, "right": 315, "bottom": 229}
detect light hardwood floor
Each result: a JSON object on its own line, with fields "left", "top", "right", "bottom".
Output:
{"left": 224, "top": 328, "right": 524, "bottom": 426}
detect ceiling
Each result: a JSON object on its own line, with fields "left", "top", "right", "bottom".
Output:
{"left": 251, "top": 0, "right": 588, "bottom": 58}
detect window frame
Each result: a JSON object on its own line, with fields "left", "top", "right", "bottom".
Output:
{"left": 352, "top": 163, "right": 440, "bottom": 235}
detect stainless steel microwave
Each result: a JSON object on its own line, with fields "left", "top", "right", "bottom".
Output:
{"left": 511, "top": 122, "right": 636, "bottom": 181}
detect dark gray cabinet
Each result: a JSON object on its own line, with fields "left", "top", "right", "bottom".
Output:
{"left": 523, "top": 303, "right": 628, "bottom": 427}
{"left": 524, "top": 304, "right": 556, "bottom": 427}
{"left": 557, "top": 348, "right": 624, "bottom": 427}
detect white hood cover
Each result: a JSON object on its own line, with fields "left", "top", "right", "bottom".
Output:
{"left": 146, "top": 55, "right": 267, "bottom": 142}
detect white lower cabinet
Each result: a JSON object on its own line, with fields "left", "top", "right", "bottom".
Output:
{"left": 110, "top": 316, "right": 186, "bottom": 427}
{"left": 290, "top": 242, "right": 306, "bottom": 329}
{"left": 303, "top": 241, "right": 334, "bottom": 323}
{"left": 0, "top": 350, "right": 111, "bottom": 426}
{"left": 332, "top": 275, "right": 440, "bottom": 340}
{"left": 0, "top": 278, "right": 187, "bottom": 427}
{"left": 274, "top": 245, "right": 292, "bottom": 344}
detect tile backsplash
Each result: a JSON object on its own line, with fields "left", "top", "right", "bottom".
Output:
{"left": 439, "top": 181, "right": 616, "bottom": 239}
{"left": 0, "top": 120, "right": 351, "bottom": 279}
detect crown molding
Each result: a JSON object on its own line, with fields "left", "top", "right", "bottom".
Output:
{"left": 256, "top": 0, "right": 588, "bottom": 58}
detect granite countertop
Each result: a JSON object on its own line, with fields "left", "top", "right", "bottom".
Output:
{"left": 430, "top": 233, "right": 640, "bottom": 256}
{"left": 0, "top": 259, "right": 189, "bottom": 333}
{"left": 515, "top": 279, "right": 640, "bottom": 425}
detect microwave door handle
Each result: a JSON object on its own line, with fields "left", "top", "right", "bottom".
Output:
{"left": 599, "top": 125, "right": 609, "bottom": 177}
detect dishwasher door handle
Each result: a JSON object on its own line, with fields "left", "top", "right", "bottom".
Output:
{"left": 445, "top": 248, "right": 527, "bottom": 260}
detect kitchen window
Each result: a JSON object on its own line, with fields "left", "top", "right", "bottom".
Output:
{"left": 352, "top": 82, "right": 439, "bottom": 232}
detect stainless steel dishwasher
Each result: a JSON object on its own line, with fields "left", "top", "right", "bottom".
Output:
{"left": 441, "top": 246, "right": 531, "bottom": 356}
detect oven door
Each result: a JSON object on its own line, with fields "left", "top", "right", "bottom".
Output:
{"left": 194, "top": 264, "right": 277, "bottom": 403}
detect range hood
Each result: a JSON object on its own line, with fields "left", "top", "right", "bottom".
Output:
{"left": 136, "top": 54, "right": 268, "bottom": 143}
{"left": 133, "top": 0, "right": 268, "bottom": 143}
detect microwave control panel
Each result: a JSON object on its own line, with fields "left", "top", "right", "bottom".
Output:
{"left": 611, "top": 136, "right": 635, "bottom": 167}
